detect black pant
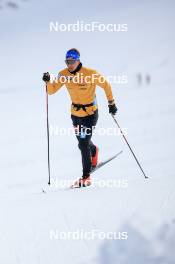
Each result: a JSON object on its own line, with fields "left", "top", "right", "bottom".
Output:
{"left": 71, "top": 110, "right": 98, "bottom": 178}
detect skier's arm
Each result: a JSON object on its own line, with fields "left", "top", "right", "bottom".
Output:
{"left": 42, "top": 72, "right": 64, "bottom": 95}
{"left": 94, "top": 71, "right": 115, "bottom": 103}
{"left": 94, "top": 71, "right": 118, "bottom": 115}
{"left": 47, "top": 73, "right": 64, "bottom": 95}
{"left": 47, "top": 81, "right": 63, "bottom": 95}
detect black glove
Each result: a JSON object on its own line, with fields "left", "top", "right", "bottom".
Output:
{"left": 42, "top": 72, "right": 50, "bottom": 82}
{"left": 108, "top": 103, "right": 118, "bottom": 115}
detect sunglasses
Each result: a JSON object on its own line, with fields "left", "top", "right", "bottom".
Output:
{"left": 65, "top": 59, "right": 77, "bottom": 65}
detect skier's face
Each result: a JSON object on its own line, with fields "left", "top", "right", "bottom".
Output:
{"left": 66, "top": 59, "right": 80, "bottom": 72}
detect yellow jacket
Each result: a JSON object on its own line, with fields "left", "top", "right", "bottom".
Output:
{"left": 47, "top": 65, "right": 115, "bottom": 117}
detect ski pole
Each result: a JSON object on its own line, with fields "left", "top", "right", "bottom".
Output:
{"left": 45, "top": 84, "right": 51, "bottom": 185}
{"left": 111, "top": 114, "right": 148, "bottom": 179}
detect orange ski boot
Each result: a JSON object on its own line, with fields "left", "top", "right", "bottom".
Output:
{"left": 71, "top": 176, "right": 92, "bottom": 188}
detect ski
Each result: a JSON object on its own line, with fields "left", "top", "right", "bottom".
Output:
{"left": 70, "top": 150, "right": 123, "bottom": 189}
{"left": 42, "top": 151, "right": 123, "bottom": 192}
{"left": 90, "top": 150, "right": 123, "bottom": 173}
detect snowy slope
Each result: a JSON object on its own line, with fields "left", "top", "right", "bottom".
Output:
{"left": 0, "top": 0, "right": 175, "bottom": 263}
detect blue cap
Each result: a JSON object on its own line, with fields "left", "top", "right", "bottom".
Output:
{"left": 66, "top": 49, "right": 80, "bottom": 60}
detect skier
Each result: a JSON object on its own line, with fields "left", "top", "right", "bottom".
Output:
{"left": 145, "top": 74, "right": 151, "bottom": 85}
{"left": 136, "top": 72, "right": 142, "bottom": 86}
{"left": 42, "top": 48, "right": 117, "bottom": 188}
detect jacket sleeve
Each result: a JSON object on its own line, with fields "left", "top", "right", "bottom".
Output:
{"left": 47, "top": 73, "right": 64, "bottom": 95}
{"left": 94, "top": 71, "right": 115, "bottom": 103}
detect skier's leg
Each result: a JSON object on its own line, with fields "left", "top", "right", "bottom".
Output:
{"left": 71, "top": 115, "right": 91, "bottom": 177}
{"left": 78, "top": 136, "right": 92, "bottom": 177}
{"left": 89, "top": 140, "right": 96, "bottom": 156}
{"left": 88, "top": 110, "right": 99, "bottom": 159}
{"left": 78, "top": 110, "right": 98, "bottom": 176}
{"left": 71, "top": 110, "right": 98, "bottom": 178}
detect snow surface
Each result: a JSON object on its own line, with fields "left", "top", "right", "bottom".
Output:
{"left": 0, "top": 0, "right": 175, "bottom": 263}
